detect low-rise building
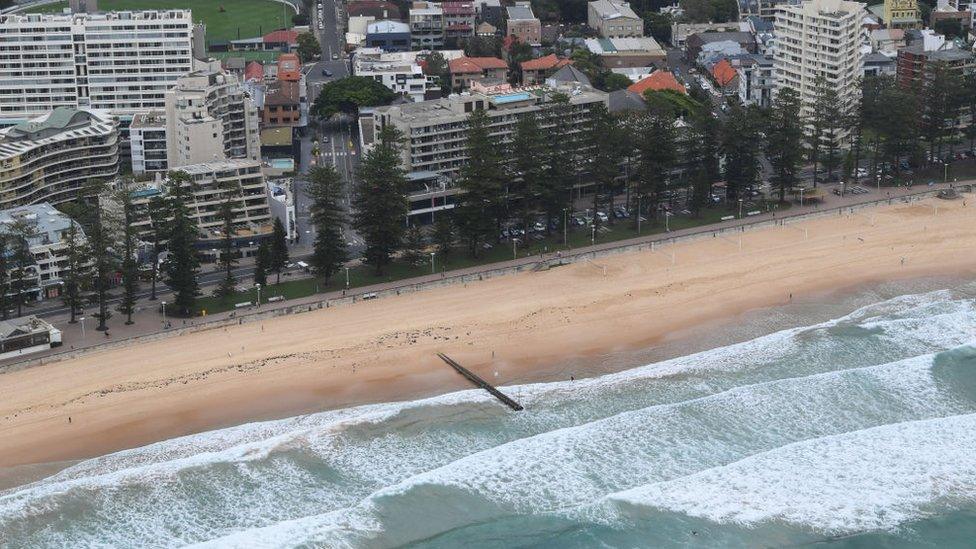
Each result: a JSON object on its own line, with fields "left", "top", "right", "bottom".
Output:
{"left": 587, "top": 0, "right": 644, "bottom": 38}
{"left": 734, "top": 54, "right": 775, "bottom": 107}
{"left": 276, "top": 53, "right": 302, "bottom": 82}
{"left": 449, "top": 56, "right": 509, "bottom": 90}
{"left": 0, "top": 316, "right": 60, "bottom": 360}
{"left": 0, "top": 108, "right": 119, "bottom": 209}
{"left": 671, "top": 22, "right": 748, "bottom": 47}
{"left": 263, "top": 81, "right": 303, "bottom": 127}
{"left": 352, "top": 48, "right": 435, "bottom": 102}
{"left": 0, "top": 203, "right": 89, "bottom": 301}
{"left": 896, "top": 46, "right": 975, "bottom": 89}
{"left": 366, "top": 20, "right": 413, "bottom": 51}
{"left": 627, "top": 71, "right": 686, "bottom": 95}
{"left": 130, "top": 111, "right": 169, "bottom": 175}
{"left": 506, "top": 2, "right": 542, "bottom": 45}
{"left": 864, "top": 52, "right": 897, "bottom": 77}
{"left": 520, "top": 54, "right": 573, "bottom": 84}
{"left": 685, "top": 31, "right": 756, "bottom": 63}
{"left": 585, "top": 36, "right": 667, "bottom": 67}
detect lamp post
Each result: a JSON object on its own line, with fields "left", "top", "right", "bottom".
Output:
{"left": 160, "top": 301, "right": 167, "bottom": 325}
{"left": 79, "top": 316, "right": 86, "bottom": 339}
{"left": 513, "top": 237, "right": 517, "bottom": 260}
{"left": 255, "top": 283, "right": 261, "bottom": 306}
{"left": 637, "top": 195, "right": 642, "bottom": 234}
{"left": 591, "top": 224, "right": 595, "bottom": 245}
{"left": 665, "top": 210, "right": 670, "bottom": 233}
{"left": 738, "top": 198, "right": 743, "bottom": 219}
{"left": 345, "top": 267, "right": 350, "bottom": 288}
{"left": 562, "top": 208, "right": 568, "bottom": 245}
{"left": 430, "top": 252, "right": 436, "bottom": 274}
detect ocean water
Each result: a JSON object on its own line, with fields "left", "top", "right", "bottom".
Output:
{"left": 3, "top": 284, "right": 976, "bottom": 547}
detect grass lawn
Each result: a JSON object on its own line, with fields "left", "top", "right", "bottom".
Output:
{"left": 196, "top": 201, "right": 787, "bottom": 316}
{"left": 27, "top": 0, "right": 294, "bottom": 43}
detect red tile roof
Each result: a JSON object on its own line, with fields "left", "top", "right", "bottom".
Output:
{"left": 520, "top": 53, "right": 572, "bottom": 71}
{"left": 449, "top": 56, "right": 508, "bottom": 74}
{"left": 711, "top": 58, "right": 737, "bottom": 87}
{"left": 244, "top": 61, "right": 264, "bottom": 81}
{"left": 627, "top": 71, "right": 686, "bottom": 95}
{"left": 263, "top": 29, "right": 298, "bottom": 45}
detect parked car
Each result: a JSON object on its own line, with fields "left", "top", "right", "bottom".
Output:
{"left": 596, "top": 211, "right": 609, "bottom": 223}
{"left": 332, "top": 53, "right": 339, "bottom": 60}
{"left": 322, "top": 68, "right": 333, "bottom": 77}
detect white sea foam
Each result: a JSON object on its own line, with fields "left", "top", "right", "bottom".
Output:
{"left": 608, "top": 413, "right": 976, "bottom": 533}
{"left": 2, "top": 289, "right": 974, "bottom": 547}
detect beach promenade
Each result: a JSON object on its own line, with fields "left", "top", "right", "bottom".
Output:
{"left": 1, "top": 182, "right": 974, "bottom": 481}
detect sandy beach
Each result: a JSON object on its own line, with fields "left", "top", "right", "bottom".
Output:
{"left": 1, "top": 197, "right": 974, "bottom": 482}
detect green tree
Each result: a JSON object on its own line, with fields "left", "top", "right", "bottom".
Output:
{"left": 215, "top": 197, "right": 238, "bottom": 300}
{"left": 643, "top": 12, "right": 672, "bottom": 44}
{"left": 116, "top": 188, "right": 140, "bottom": 324}
{"left": 353, "top": 125, "right": 408, "bottom": 274}
{"left": 598, "top": 72, "right": 634, "bottom": 92}
{"left": 634, "top": 109, "right": 677, "bottom": 224}
{"left": 163, "top": 171, "right": 201, "bottom": 317}
{"left": 921, "top": 61, "right": 963, "bottom": 160}
{"left": 312, "top": 76, "right": 398, "bottom": 119}
{"left": 269, "top": 218, "right": 289, "bottom": 284}
{"left": 0, "top": 235, "right": 8, "bottom": 320}
{"left": 76, "top": 183, "right": 117, "bottom": 331}
{"left": 766, "top": 88, "right": 805, "bottom": 202}
{"left": 254, "top": 240, "right": 270, "bottom": 287}
{"left": 538, "top": 94, "right": 577, "bottom": 233}
{"left": 306, "top": 165, "right": 348, "bottom": 283}
{"left": 688, "top": 111, "right": 722, "bottom": 215}
{"left": 419, "top": 51, "right": 452, "bottom": 95}
{"left": 589, "top": 103, "right": 626, "bottom": 227}
{"left": 402, "top": 224, "right": 426, "bottom": 265}
{"left": 456, "top": 108, "right": 506, "bottom": 256}
{"left": 509, "top": 112, "right": 546, "bottom": 229}
{"left": 55, "top": 204, "right": 91, "bottom": 324}
{"left": 296, "top": 31, "right": 321, "bottom": 63}
{"left": 721, "top": 103, "right": 761, "bottom": 204}
{"left": 147, "top": 195, "right": 167, "bottom": 301}
{"left": 433, "top": 213, "right": 455, "bottom": 256}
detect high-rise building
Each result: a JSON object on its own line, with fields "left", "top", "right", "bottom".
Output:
{"left": 773, "top": 0, "right": 864, "bottom": 119}
{"left": 0, "top": 107, "right": 119, "bottom": 209}
{"left": 0, "top": 10, "right": 194, "bottom": 125}
{"left": 129, "top": 111, "right": 168, "bottom": 175}
{"left": 164, "top": 61, "right": 261, "bottom": 169}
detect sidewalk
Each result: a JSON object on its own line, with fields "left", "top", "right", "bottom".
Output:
{"left": 1, "top": 179, "right": 965, "bottom": 370}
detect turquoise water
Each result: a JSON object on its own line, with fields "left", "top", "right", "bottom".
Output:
{"left": 2, "top": 285, "right": 976, "bottom": 547}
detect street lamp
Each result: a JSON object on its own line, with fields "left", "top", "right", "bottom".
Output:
{"left": 255, "top": 283, "right": 262, "bottom": 306}
{"left": 591, "top": 224, "right": 595, "bottom": 245}
{"left": 79, "top": 316, "right": 86, "bottom": 339}
{"left": 637, "top": 195, "right": 642, "bottom": 234}
{"left": 665, "top": 210, "right": 671, "bottom": 233}
{"left": 160, "top": 301, "right": 167, "bottom": 324}
{"left": 430, "top": 252, "right": 436, "bottom": 274}
{"left": 562, "top": 208, "right": 568, "bottom": 245}
{"left": 738, "top": 198, "right": 743, "bottom": 219}
{"left": 345, "top": 267, "right": 350, "bottom": 288}
{"left": 513, "top": 237, "right": 518, "bottom": 260}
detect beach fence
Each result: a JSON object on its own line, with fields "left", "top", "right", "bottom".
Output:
{"left": 2, "top": 187, "right": 963, "bottom": 372}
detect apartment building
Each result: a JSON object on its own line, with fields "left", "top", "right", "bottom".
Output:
{"left": 883, "top": 0, "right": 922, "bottom": 29}
{"left": 506, "top": 2, "right": 542, "bottom": 45}
{"left": 443, "top": 2, "right": 477, "bottom": 43}
{"left": 0, "top": 202, "right": 88, "bottom": 301}
{"left": 410, "top": 2, "right": 445, "bottom": 49}
{"left": 113, "top": 160, "right": 273, "bottom": 257}
{"left": 587, "top": 0, "right": 644, "bottom": 38}
{"left": 352, "top": 47, "right": 432, "bottom": 102}
{"left": 0, "top": 10, "right": 194, "bottom": 125}
{"left": 896, "top": 46, "right": 975, "bottom": 89}
{"left": 263, "top": 81, "right": 303, "bottom": 127}
{"left": 164, "top": 61, "right": 260, "bottom": 169}
{"left": 0, "top": 107, "right": 119, "bottom": 209}
{"left": 773, "top": 0, "right": 864, "bottom": 120}
{"left": 734, "top": 54, "right": 775, "bottom": 107}
{"left": 129, "top": 111, "right": 168, "bottom": 174}
{"left": 368, "top": 80, "right": 609, "bottom": 180}
{"left": 521, "top": 54, "right": 573, "bottom": 85}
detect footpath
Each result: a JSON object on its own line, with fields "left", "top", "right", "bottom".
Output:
{"left": 0, "top": 180, "right": 966, "bottom": 371}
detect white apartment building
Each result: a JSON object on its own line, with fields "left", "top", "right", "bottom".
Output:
{"left": 735, "top": 54, "right": 775, "bottom": 107}
{"left": 164, "top": 61, "right": 260, "bottom": 169}
{"left": 129, "top": 110, "right": 167, "bottom": 174}
{"left": 0, "top": 107, "right": 119, "bottom": 209}
{"left": 0, "top": 10, "right": 194, "bottom": 124}
{"left": 352, "top": 48, "right": 440, "bottom": 102}
{"left": 587, "top": 0, "right": 644, "bottom": 38}
{"left": 773, "top": 0, "right": 865, "bottom": 120}
{"left": 0, "top": 202, "right": 87, "bottom": 301}
{"left": 111, "top": 159, "right": 273, "bottom": 259}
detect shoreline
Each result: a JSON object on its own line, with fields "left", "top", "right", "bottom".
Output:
{"left": 1, "top": 197, "right": 976, "bottom": 489}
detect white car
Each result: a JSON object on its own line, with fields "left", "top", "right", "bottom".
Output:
{"left": 596, "top": 211, "right": 609, "bottom": 222}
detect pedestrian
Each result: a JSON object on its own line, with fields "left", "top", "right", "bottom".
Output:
{"left": 68, "top": 416, "right": 72, "bottom": 424}
{"left": 901, "top": 257, "right": 905, "bottom": 266}
{"left": 789, "top": 293, "right": 792, "bottom": 301}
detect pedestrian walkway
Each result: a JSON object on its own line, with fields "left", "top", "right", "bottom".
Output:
{"left": 2, "top": 180, "right": 965, "bottom": 370}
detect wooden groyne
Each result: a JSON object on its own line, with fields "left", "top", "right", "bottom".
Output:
{"left": 436, "top": 353, "right": 524, "bottom": 411}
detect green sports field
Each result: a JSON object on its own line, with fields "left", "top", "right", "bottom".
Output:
{"left": 27, "top": 0, "right": 295, "bottom": 43}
